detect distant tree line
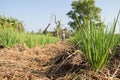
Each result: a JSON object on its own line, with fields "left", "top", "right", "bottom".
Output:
{"left": 0, "top": 15, "right": 25, "bottom": 32}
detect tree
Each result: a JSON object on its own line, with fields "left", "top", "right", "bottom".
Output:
{"left": 67, "top": 0, "right": 102, "bottom": 30}
{"left": 0, "top": 16, "right": 25, "bottom": 32}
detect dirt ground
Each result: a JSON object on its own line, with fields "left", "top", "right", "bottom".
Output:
{"left": 0, "top": 41, "right": 120, "bottom": 80}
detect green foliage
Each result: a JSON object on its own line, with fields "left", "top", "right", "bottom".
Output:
{"left": 70, "top": 11, "right": 120, "bottom": 71}
{"left": 0, "top": 28, "right": 58, "bottom": 48}
{"left": 0, "top": 15, "right": 25, "bottom": 32}
{"left": 0, "top": 28, "right": 18, "bottom": 47}
{"left": 114, "top": 34, "right": 120, "bottom": 43}
{"left": 67, "top": 0, "right": 102, "bottom": 30}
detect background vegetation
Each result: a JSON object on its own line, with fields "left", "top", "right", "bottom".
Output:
{"left": 67, "top": 0, "right": 103, "bottom": 31}
{"left": 0, "top": 16, "right": 58, "bottom": 48}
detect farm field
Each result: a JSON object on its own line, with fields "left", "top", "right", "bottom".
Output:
{"left": 0, "top": 41, "right": 120, "bottom": 80}
{"left": 0, "top": 17, "right": 120, "bottom": 80}
{"left": 0, "top": 14, "right": 120, "bottom": 80}
{"left": 0, "top": 28, "right": 58, "bottom": 48}
{"left": 0, "top": 0, "right": 120, "bottom": 80}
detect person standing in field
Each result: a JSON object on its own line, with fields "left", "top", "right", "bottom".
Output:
{"left": 62, "top": 29, "right": 66, "bottom": 41}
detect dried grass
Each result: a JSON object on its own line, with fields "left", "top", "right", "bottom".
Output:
{"left": 0, "top": 41, "right": 119, "bottom": 80}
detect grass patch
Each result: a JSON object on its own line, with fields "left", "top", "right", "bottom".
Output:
{"left": 0, "top": 28, "right": 58, "bottom": 48}
{"left": 70, "top": 11, "right": 120, "bottom": 71}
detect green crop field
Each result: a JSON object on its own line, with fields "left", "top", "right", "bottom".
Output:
{"left": 0, "top": 28, "right": 58, "bottom": 48}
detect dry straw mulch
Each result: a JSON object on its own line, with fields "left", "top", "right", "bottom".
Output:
{"left": 0, "top": 41, "right": 120, "bottom": 80}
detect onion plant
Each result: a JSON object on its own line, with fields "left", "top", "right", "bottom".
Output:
{"left": 71, "top": 11, "right": 120, "bottom": 71}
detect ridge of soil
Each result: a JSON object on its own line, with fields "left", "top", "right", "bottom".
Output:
{"left": 0, "top": 41, "right": 120, "bottom": 80}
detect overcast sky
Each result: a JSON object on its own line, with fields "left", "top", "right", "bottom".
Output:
{"left": 0, "top": 0, "right": 120, "bottom": 33}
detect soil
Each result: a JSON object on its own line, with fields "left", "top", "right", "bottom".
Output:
{"left": 0, "top": 41, "right": 119, "bottom": 80}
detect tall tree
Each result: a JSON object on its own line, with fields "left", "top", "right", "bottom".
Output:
{"left": 67, "top": 0, "right": 102, "bottom": 30}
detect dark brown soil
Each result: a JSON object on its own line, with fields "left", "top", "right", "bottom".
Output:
{"left": 0, "top": 41, "right": 119, "bottom": 80}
